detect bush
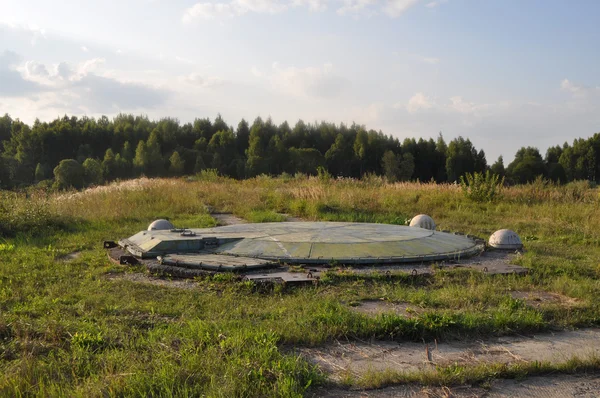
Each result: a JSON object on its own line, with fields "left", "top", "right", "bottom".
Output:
{"left": 0, "top": 192, "right": 70, "bottom": 237}
{"left": 53, "top": 159, "right": 84, "bottom": 190}
{"left": 460, "top": 170, "right": 504, "bottom": 202}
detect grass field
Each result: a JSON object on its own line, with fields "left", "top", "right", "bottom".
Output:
{"left": 1, "top": 173, "right": 600, "bottom": 396}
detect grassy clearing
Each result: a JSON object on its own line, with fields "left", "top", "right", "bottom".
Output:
{"left": 1, "top": 175, "right": 600, "bottom": 395}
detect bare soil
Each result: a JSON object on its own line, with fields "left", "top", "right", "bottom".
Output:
{"left": 349, "top": 300, "right": 423, "bottom": 318}
{"left": 56, "top": 251, "right": 82, "bottom": 261}
{"left": 105, "top": 272, "right": 201, "bottom": 289}
{"left": 211, "top": 213, "right": 248, "bottom": 225}
{"left": 510, "top": 290, "right": 580, "bottom": 308}
{"left": 278, "top": 213, "right": 307, "bottom": 222}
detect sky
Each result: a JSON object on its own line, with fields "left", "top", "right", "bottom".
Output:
{"left": 0, "top": 0, "right": 599, "bottom": 162}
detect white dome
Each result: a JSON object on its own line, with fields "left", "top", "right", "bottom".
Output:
{"left": 409, "top": 214, "right": 436, "bottom": 230}
{"left": 148, "top": 219, "right": 174, "bottom": 231}
{"left": 489, "top": 229, "right": 523, "bottom": 250}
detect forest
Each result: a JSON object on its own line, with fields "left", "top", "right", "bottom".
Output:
{"left": 0, "top": 113, "right": 598, "bottom": 190}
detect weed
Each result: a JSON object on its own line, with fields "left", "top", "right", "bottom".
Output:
{"left": 460, "top": 170, "right": 504, "bottom": 202}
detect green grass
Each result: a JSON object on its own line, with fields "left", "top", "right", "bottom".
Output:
{"left": 1, "top": 175, "right": 600, "bottom": 395}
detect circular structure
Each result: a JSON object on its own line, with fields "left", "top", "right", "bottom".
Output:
{"left": 202, "top": 222, "right": 481, "bottom": 264}
{"left": 489, "top": 229, "right": 523, "bottom": 250}
{"left": 148, "top": 219, "right": 174, "bottom": 231}
{"left": 409, "top": 214, "right": 436, "bottom": 230}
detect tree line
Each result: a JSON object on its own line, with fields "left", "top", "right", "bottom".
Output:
{"left": 0, "top": 113, "right": 598, "bottom": 189}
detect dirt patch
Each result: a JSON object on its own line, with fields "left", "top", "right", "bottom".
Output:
{"left": 349, "top": 300, "right": 423, "bottom": 318}
{"left": 56, "top": 251, "right": 82, "bottom": 261}
{"left": 510, "top": 290, "right": 580, "bottom": 308}
{"left": 105, "top": 272, "right": 201, "bottom": 289}
{"left": 299, "top": 329, "right": 600, "bottom": 381}
{"left": 211, "top": 213, "right": 248, "bottom": 226}
{"left": 278, "top": 213, "right": 307, "bottom": 222}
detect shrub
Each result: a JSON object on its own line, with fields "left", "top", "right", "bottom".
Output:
{"left": 53, "top": 159, "right": 85, "bottom": 190}
{"left": 0, "top": 192, "right": 70, "bottom": 237}
{"left": 460, "top": 170, "right": 504, "bottom": 202}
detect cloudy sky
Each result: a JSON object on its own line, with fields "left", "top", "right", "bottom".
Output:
{"left": 1, "top": 0, "right": 599, "bottom": 162}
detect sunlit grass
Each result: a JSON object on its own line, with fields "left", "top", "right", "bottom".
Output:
{"left": 0, "top": 175, "right": 599, "bottom": 395}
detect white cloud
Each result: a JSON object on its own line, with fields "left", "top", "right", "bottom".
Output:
{"left": 395, "top": 92, "right": 494, "bottom": 116}
{"left": 78, "top": 58, "right": 105, "bottom": 76}
{"left": 0, "top": 51, "right": 43, "bottom": 96}
{"left": 175, "top": 55, "right": 196, "bottom": 65}
{"left": 182, "top": 0, "right": 427, "bottom": 19}
{"left": 426, "top": 0, "right": 447, "bottom": 8}
{"left": 383, "top": 0, "right": 420, "bottom": 17}
{"left": 251, "top": 66, "right": 263, "bottom": 77}
{"left": 270, "top": 62, "right": 348, "bottom": 98}
{"left": 183, "top": 2, "right": 237, "bottom": 20}
{"left": 1, "top": 52, "right": 168, "bottom": 112}
{"left": 337, "top": 0, "right": 376, "bottom": 16}
{"left": 23, "top": 61, "right": 50, "bottom": 79}
{"left": 448, "top": 96, "right": 483, "bottom": 114}
{"left": 350, "top": 102, "right": 384, "bottom": 124}
{"left": 183, "top": 0, "right": 288, "bottom": 21}
{"left": 404, "top": 92, "right": 434, "bottom": 113}
{"left": 292, "top": 0, "right": 328, "bottom": 12}
{"left": 560, "top": 78, "right": 599, "bottom": 97}
{"left": 180, "top": 73, "right": 225, "bottom": 88}
{"left": 420, "top": 56, "right": 439, "bottom": 64}
{"left": 81, "top": 45, "right": 89, "bottom": 52}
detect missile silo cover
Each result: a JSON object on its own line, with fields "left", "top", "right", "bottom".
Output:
{"left": 123, "top": 222, "right": 483, "bottom": 264}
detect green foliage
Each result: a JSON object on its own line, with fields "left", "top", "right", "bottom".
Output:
{"left": 196, "top": 168, "right": 220, "bottom": 181}
{"left": 53, "top": 159, "right": 84, "bottom": 190}
{"left": 70, "top": 331, "right": 105, "bottom": 351}
{"left": 507, "top": 147, "right": 546, "bottom": 184}
{"left": 0, "top": 112, "right": 599, "bottom": 194}
{"left": 34, "top": 162, "right": 49, "bottom": 182}
{"left": 460, "top": 170, "right": 504, "bottom": 202}
{"left": 491, "top": 156, "right": 505, "bottom": 177}
{"left": 316, "top": 166, "right": 331, "bottom": 182}
{"left": 0, "top": 192, "right": 69, "bottom": 236}
{"left": 289, "top": 147, "right": 325, "bottom": 175}
{"left": 446, "top": 137, "right": 486, "bottom": 182}
{"left": 82, "top": 158, "right": 103, "bottom": 186}
{"left": 0, "top": 243, "right": 15, "bottom": 252}
{"left": 168, "top": 151, "right": 185, "bottom": 175}
{"left": 102, "top": 148, "right": 117, "bottom": 180}
{"left": 381, "top": 150, "right": 400, "bottom": 182}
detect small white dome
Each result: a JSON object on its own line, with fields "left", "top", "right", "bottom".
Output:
{"left": 409, "top": 214, "right": 436, "bottom": 230}
{"left": 489, "top": 229, "right": 523, "bottom": 250}
{"left": 148, "top": 219, "right": 174, "bottom": 231}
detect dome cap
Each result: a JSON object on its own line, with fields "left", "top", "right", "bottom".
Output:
{"left": 148, "top": 219, "right": 174, "bottom": 231}
{"left": 489, "top": 229, "right": 523, "bottom": 250}
{"left": 409, "top": 214, "right": 436, "bottom": 230}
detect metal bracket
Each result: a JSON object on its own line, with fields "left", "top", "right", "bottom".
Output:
{"left": 119, "top": 255, "right": 138, "bottom": 265}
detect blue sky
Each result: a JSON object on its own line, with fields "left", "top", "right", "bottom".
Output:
{"left": 1, "top": 0, "right": 599, "bottom": 162}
